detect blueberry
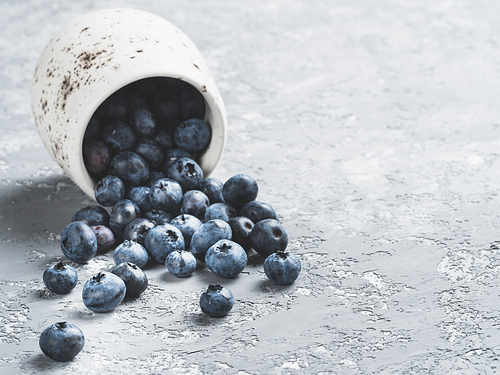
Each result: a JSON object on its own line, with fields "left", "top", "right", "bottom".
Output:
{"left": 227, "top": 216, "right": 254, "bottom": 251}
{"left": 165, "top": 249, "right": 197, "bottom": 278}
{"left": 149, "top": 178, "right": 183, "bottom": 213}
{"left": 190, "top": 219, "right": 232, "bottom": 261}
{"left": 60, "top": 221, "right": 97, "bottom": 264}
{"left": 111, "top": 262, "right": 148, "bottom": 298}
{"left": 239, "top": 201, "right": 278, "bottom": 223}
{"left": 91, "top": 225, "right": 115, "bottom": 253}
{"left": 167, "top": 157, "right": 203, "bottom": 191}
{"left": 42, "top": 262, "right": 78, "bottom": 294}
{"left": 153, "top": 87, "right": 180, "bottom": 121}
{"left": 134, "top": 138, "right": 163, "bottom": 170}
{"left": 199, "top": 284, "right": 233, "bottom": 318}
{"left": 263, "top": 251, "right": 301, "bottom": 285}
{"left": 125, "top": 91, "right": 149, "bottom": 111}
{"left": 250, "top": 219, "right": 288, "bottom": 258}
{"left": 197, "top": 177, "right": 225, "bottom": 204}
{"left": 144, "top": 171, "right": 167, "bottom": 188}
{"left": 94, "top": 175, "right": 125, "bottom": 207}
{"left": 129, "top": 108, "right": 156, "bottom": 138}
{"left": 123, "top": 218, "right": 155, "bottom": 246}
{"left": 82, "top": 271, "right": 126, "bottom": 313}
{"left": 143, "top": 209, "right": 173, "bottom": 225}
{"left": 180, "top": 190, "right": 209, "bottom": 221}
{"left": 83, "top": 139, "right": 110, "bottom": 175}
{"left": 113, "top": 240, "right": 149, "bottom": 269}
{"left": 170, "top": 214, "right": 202, "bottom": 248}
{"left": 178, "top": 84, "right": 205, "bottom": 120}
{"left": 109, "top": 199, "right": 141, "bottom": 242}
{"left": 128, "top": 186, "right": 154, "bottom": 213}
{"left": 144, "top": 223, "right": 185, "bottom": 263}
{"left": 222, "top": 174, "right": 259, "bottom": 210}
{"left": 205, "top": 239, "right": 247, "bottom": 279}
{"left": 96, "top": 90, "right": 129, "bottom": 121}
{"left": 39, "top": 322, "right": 84, "bottom": 362}
{"left": 204, "top": 202, "right": 238, "bottom": 222}
{"left": 71, "top": 205, "right": 110, "bottom": 227}
{"left": 174, "top": 118, "right": 211, "bottom": 152}
{"left": 108, "top": 151, "right": 150, "bottom": 186}
{"left": 152, "top": 129, "right": 174, "bottom": 151}
{"left": 162, "top": 148, "right": 192, "bottom": 171}
{"left": 100, "top": 120, "right": 136, "bottom": 154}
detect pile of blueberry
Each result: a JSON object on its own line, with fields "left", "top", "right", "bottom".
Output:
{"left": 40, "top": 78, "right": 301, "bottom": 362}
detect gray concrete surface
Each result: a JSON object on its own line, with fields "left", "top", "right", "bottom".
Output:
{"left": 1, "top": 0, "right": 500, "bottom": 374}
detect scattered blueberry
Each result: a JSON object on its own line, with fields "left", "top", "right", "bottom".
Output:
{"left": 71, "top": 205, "right": 110, "bottom": 227}
{"left": 250, "top": 219, "right": 288, "bottom": 258}
{"left": 165, "top": 249, "right": 197, "bottom": 278}
{"left": 94, "top": 175, "right": 125, "bottom": 207}
{"left": 134, "top": 138, "right": 163, "bottom": 170}
{"left": 180, "top": 190, "right": 210, "bottom": 221}
{"left": 128, "top": 186, "right": 154, "bottom": 213}
{"left": 178, "top": 84, "right": 205, "bottom": 120}
{"left": 204, "top": 202, "right": 238, "bottom": 222}
{"left": 144, "top": 171, "right": 167, "bottom": 188}
{"left": 100, "top": 120, "right": 136, "bottom": 154}
{"left": 149, "top": 178, "right": 183, "bottom": 213}
{"left": 263, "top": 251, "right": 301, "bottom": 285}
{"left": 197, "top": 177, "right": 225, "bottom": 204}
{"left": 222, "top": 174, "right": 259, "bottom": 210}
{"left": 39, "top": 322, "right": 85, "bottom": 362}
{"left": 199, "top": 284, "right": 234, "bottom": 318}
{"left": 108, "top": 151, "right": 150, "bottom": 186}
{"left": 83, "top": 139, "right": 110, "bottom": 175}
{"left": 143, "top": 209, "right": 173, "bottom": 225}
{"left": 227, "top": 216, "right": 254, "bottom": 251}
{"left": 60, "top": 221, "right": 97, "bottom": 264}
{"left": 170, "top": 214, "right": 202, "bottom": 248}
{"left": 144, "top": 223, "right": 185, "bottom": 263}
{"left": 91, "top": 225, "right": 115, "bottom": 253}
{"left": 111, "top": 262, "right": 148, "bottom": 298}
{"left": 128, "top": 108, "right": 156, "bottom": 138}
{"left": 123, "top": 218, "right": 155, "bottom": 246}
{"left": 42, "top": 262, "right": 78, "bottom": 294}
{"left": 239, "top": 200, "right": 278, "bottom": 223}
{"left": 152, "top": 129, "right": 174, "bottom": 151}
{"left": 108, "top": 199, "right": 141, "bottom": 241}
{"left": 167, "top": 157, "right": 203, "bottom": 191}
{"left": 174, "top": 118, "right": 211, "bottom": 152}
{"left": 190, "top": 219, "right": 232, "bottom": 261}
{"left": 162, "top": 148, "right": 192, "bottom": 171}
{"left": 96, "top": 90, "right": 129, "bottom": 121}
{"left": 82, "top": 271, "right": 126, "bottom": 313}
{"left": 113, "top": 240, "right": 149, "bottom": 269}
{"left": 205, "top": 239, "right": 247, "bottom": 279}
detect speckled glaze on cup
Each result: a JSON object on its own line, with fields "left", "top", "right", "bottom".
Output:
{"left": 31, "top": 8, "right": 227, "bottom": 199}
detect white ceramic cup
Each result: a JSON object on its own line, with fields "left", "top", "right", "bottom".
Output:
{"left": 31, "top": 7, "right": 227, "bottom": 199}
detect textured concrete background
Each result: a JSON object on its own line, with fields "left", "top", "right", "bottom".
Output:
{"left": 1, "top": 0, "right": 500, "bottom": 374}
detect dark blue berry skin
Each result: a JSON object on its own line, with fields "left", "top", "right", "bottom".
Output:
{"left": 179, "top": 84, "right": 205, "bottom": 120}
{"left": 144, "top": 171, "right": 167, "bottom": 188}
{"left": 128, "top": 186, "right": 154, "bottom": 213}
{"left": 100, "top": 120, "right": 136, "bottom": 154}
{"left": 167, "top": 157, "right": 203, "bottom": 191}
{"left": 250, "top": 219, "right": 288, "bottom": 258}
{"left": 94, "top": 175, "right": 125, "bottom": 207}
{"left": 197, "top": 177, "right": 225, "bottom": 204}
{"left": 125, "top": 91, "right": 149, "bottom": 111}
{"left": 134, "top": 138, "right": 163, "bottom": 170}
{"left": 222, "top": 174, "right": 259, "bottom": 210}
{"left": 190, "top": 219, "right": 232, "bottom": 261}
{"left": 227, "top": 216, "right": 254, "bottom": 251}
{"left": 153, "top": 88, "right": 180, "bottom": 121}
{"left": 39, "top": 322, "right": 84, "bottom": 362}
{"left": 108, "top": 151, "right": 150, "bottom": 186}
{"left": 174, "top": 118, "right": 211, "bottom": 152}
{"left": 199, "top": 284, "right": 234, "bottom": 318}
{"left": 113, "top": 240, "right": 149, "bottom": 269}
{"left": 129, "top": 108, "right": 156, "bottom": 138}
{"left": 72, "top": 205, "right": 110, "bottom": 227}
{"left": 111, "top": 262, "right": 148, "bottom": 298}
{"left": 170, "top": 214, "right": 202, "bottom": 248}
{"left": 123, "top": 218, "right": 155, "bottom": 246}
{"left": 96, "top": 90, "right": 129, "bottom": 121}
{"left": 144, "top": 223, "right": 185, "bottom": 263}
{"left": 91, "top": 225, "right": 115, "bottom": 253}
{"left": 149, "top": 178, "right": 183, "bottom": 213}
{"left": 162, "top": 148, "right": 192, "bottom": 172}
{"left": 204, "top": 202, "right": 238, "bottom": 222}
{"left": 263, "top": 251, "right": 301, "bottom": 285}
{"left": 239, "top": 201, "right": 278, "bottom": 223}
{"left": 42, "top": 262, "right": 78, "bottom": 294}
{"left": 205, "top": 239, "right": 247, "bottom": 279}
{"left": 60, "top": 221, "right": 98, "bottom": 264}
{"left": 180, "top": 190, "right": 210, "bottom": 221}
{"left": 165, "top": 249, "right": 197, "bottom": 278}
{"left": 83, "top": 139, "right": 110, "bottom": 175}
{"left": 143, "top": 209, "right": 173, "bottom": 225}
{"left": 152, "top": 129, "right": 174, "bottom": 151}
{"left": 82, "top": 272, "right": 126, "bottom": 313}
{"left": 109, "top": 199, "right": 141, "bottom": 242}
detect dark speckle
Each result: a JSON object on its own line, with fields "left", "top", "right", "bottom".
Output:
{"left": 80, "top": 26, "right": 90, "bottom": 33}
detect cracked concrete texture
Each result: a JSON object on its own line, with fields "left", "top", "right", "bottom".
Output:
{"left": 1, "top": 0, "right": 500, "bottom": 373}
